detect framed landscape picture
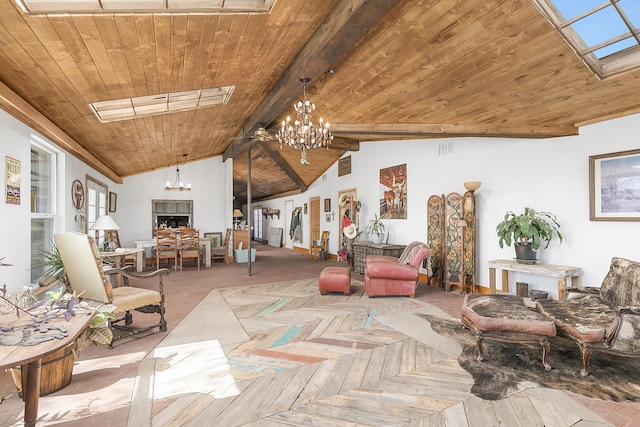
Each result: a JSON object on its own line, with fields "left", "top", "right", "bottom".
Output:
{"left": 204, "top": 232, "right": 223, "bottom": 247}
{"left": 590, "top": 149, "right": 640, "bottom": 221}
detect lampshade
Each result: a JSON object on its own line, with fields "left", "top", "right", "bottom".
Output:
{"left": 90, "top": 214, "right": 120, "bottom": 231}
{"left": 233, "top": 209, "right": 243, "bottom": 218}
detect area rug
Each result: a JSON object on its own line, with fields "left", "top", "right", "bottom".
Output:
{"left": 418, "top": 314, "right": 640, "bottom": 402}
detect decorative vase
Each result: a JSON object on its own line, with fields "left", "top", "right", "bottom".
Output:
{"left": 371, "top": 233, "right": 386, "bottom": 244}
{"left": 514, "top": 243, "right": 537, "bottom": 264}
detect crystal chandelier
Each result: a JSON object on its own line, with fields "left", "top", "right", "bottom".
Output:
{"left": 165, "top": 154, "right": 191, "bottom": 191}
{"left": 276, "top": 77, "right": 334, "bottom": 165}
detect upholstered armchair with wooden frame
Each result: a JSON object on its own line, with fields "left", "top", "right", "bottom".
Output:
{"left": 310, "top": 230, "right": 329, "bottom": 261}
{"left": 54, "top": 232, "right": 169, "bottom": 346}
{"left": 211, "top": 228, "right": 232, "bottom": 265}
{"left": 179, "top": 227, "right": 200, "bottom": 271}
{"left": 364, "top": 241, "right": 430, "bottom": 298}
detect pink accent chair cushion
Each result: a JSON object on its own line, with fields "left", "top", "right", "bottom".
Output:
{"left": 364, "top": 241, "right": 430, "bottom": 298}
{"left": 319, "top": 266, "right": 351, "bottom": 295}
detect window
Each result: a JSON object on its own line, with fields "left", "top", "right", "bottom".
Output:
{"left": 532, "top": 0, "right": 640, "bottom": 78}
{"left": 30, "top": 138, "right": 57, "bottom": 282}
{"left": 253, "top": 207, "right": 263, "bottom": 241}
{"left": 86, "top": 176, "right": 108, "bottom": 246}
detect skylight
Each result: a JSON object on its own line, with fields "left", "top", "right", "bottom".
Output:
{"left": 89, "top": 86, "right": 235, "bottom": 123}
{"left": 14, "top": 0, "right": 275, "bottom": 15}
{"left": 531, "top": 0, "right": 640, "bottom": 79}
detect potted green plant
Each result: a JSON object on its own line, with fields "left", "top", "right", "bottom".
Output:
{"left": 366, "top": 214, "right": 387, "bottom": 244}
{"left": 496, "top": 207, "right": 563, "bottom": 264}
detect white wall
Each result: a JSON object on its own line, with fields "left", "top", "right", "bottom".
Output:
{"left": 0, "top": 109, "right": 118, "bottom": 291}
{"left": 260, "top": 113, "right": 640, "bottom": 299}
{"left": 2, "top": 103, "right": 640, "bottom": 298}
{"left": 115, "top": 156, "right": 231, "bottom": 247}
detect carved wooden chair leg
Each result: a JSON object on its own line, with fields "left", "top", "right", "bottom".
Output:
{"left": 579, "top": 343, "right": 592, "bottom": 376}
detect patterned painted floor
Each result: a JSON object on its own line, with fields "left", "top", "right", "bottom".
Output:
{"left": 135, "top": 278, "right": 612, "bottom": 427}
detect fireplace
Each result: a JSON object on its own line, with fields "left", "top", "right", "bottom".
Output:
{"left": 152, "top": 199, "right": 193, "bottom": 234}
{"left": 156, "top": 215, "right": 190, "bottom": 228}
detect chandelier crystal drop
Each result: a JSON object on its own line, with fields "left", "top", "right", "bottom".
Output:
{"left": 276, "top": 77, "right": 334, "bottom": 165}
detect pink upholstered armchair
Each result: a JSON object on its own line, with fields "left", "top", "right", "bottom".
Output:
{"left": 364, "top": 241, "right": 430, "bottom": 298}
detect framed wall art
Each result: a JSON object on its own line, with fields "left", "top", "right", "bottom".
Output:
{"left": 5, "top": 156, "right": 20, "bottom": 205}
{"left": 590, "top": 148, "right": 640, "bottom": 221}
{"left": 324, "top": 198, "right": 331, "bottom": 212}
{"left": 108, "top": 191, "right": 117, "bottom": 213}
{"left": 338, "top": 155, "right": 351, "bottom": 176}
{"left": 204, "top": 232, "right": 223, "bottom": 247}
{"left": 379, "top": 163, "right": 407, "bottom": 219}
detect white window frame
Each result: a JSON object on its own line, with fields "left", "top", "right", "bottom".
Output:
{"left": 30, "top": 135, "right": 61, "bottom": 282}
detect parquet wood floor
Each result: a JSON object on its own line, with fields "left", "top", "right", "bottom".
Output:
{"left": 2, "top": 243, "right": 635, "bottom": 426}
{"left": 147, "top": 279, "right": 610, "bottom": 427}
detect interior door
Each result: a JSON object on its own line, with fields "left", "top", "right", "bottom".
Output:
{"left": 310, "top": 197, "right": 320, "bottom": 244}
{"left": 85, "top": 175, "right": 108, "bottom": 245}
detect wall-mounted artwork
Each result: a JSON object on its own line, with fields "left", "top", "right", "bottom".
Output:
{"left": 590, "top": 149, "right": 640, "bottom": 221}
{"left": 5, "top": 156, "right": 20, "bottom": 205}
{"left": 338, "top": 155, "right": 351, "bottom": 176}
{"left": 109, "top": 191, "right": 117, "bottom": 212}
{"left": 379, "top": 163, "right": 406, "bottom": 219}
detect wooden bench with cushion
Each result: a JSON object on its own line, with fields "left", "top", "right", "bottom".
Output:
{"left": 462, "top": 293, "right": 557, "bottom": 370}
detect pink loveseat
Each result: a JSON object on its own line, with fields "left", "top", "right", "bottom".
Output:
{"left": 364, "top": 241, "right": 430, "bottom": 298}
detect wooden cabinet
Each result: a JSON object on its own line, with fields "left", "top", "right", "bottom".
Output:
{"left": 352, "top": 242, "right": 406, "bottom": 274}
{"left": 233, "top": 230, "right": 249, "bottom": 261}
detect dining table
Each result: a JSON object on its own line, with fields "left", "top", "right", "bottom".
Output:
{"left": 99, "top": 247, "right": 145, "bottom": 287}
{"left": 0, "top": 310, "right": 93, "bottom": 427}
{"left": 134, "top": 236, "right": 212, "bottom": 268}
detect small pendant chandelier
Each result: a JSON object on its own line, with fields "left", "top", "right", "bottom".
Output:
{"left": 165, "top": 154, "right": 191, "bottom": 191}
{"left": 276, "top": 77, "right": 334, "bottom": 165}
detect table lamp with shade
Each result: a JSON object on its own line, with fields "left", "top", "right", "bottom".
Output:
{"left": 90, "top": 214, "right": 120, "bottom": 251}
{"left": 233, "top": 209, "right": 243, "bottom": 229}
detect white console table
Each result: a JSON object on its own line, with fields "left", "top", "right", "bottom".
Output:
{"left": 488, "top": 259, "right": 582, "bottom": 300}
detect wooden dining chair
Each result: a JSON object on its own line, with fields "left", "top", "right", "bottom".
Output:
{"left": 55, "top": 231, "right": 169, "bottom": 346}
{"left": 156, "top": 228, "right": 178, "bottom": 270}
{"left": 211, "top": 228, "right": 231, "bottom": 265}
{"left": 310, "top": 230, "right": 329, "bottom": 261}
{"left": 179, "top": 228, "right": 200, "bottom": 271}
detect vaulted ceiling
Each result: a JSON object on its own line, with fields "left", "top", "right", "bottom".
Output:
{"left": 2, "top": 0, "right": 640, "bottom": 206}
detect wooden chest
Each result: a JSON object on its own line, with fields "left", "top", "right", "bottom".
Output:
{"left": 352, "top": 242, "right": 406, "bottom": 274}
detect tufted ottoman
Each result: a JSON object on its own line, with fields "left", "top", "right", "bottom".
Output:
{"left": 461, "top": 293, "right": 557, "bottom": 370}
{"left": 319, "top": 266, "right": 351, "bottom": 295}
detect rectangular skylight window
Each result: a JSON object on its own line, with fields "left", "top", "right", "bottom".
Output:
{"left": 532, "top": 0, "right": 640, "bottom": 78}
{"left": 15, "top": 0, "right": 275, "bottom": 15}
{"left": 90, "top": 86, "right": 234, "bottom": 123}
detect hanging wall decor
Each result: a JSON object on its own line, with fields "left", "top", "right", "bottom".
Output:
{"left": 5, "top": 156, "right": 20, "bottom": 205}
{"left": 379, "top": 163, "right": 407, "bottom": 219}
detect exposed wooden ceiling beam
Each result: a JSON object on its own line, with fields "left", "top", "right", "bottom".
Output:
{"left": 331, "top": 123, "right": 579, "bottom": 139}
{"left": 223, "top": 0, "right": 401, "bottom": 160}
{"left": 0, "top": 81, "right": 122, "bottom": 183}
{"left": 252, "top": 188, "right": 304, "bottom": 203}
{"left": 328, "top": 136, "right": 360, "bottom": 151}
{"left": 259, "top": 140, "right": 308, "bottom": 192}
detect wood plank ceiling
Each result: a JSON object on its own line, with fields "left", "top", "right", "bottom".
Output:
{"left": 1, "top": 0, "right": 640, "bottom": 205}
